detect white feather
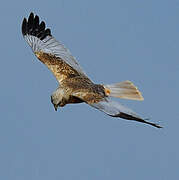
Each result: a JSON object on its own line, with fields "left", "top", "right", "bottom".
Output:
{"left": 104, "top": 81, "right": 144, "bottom": 101}
{"left": 90, "top": 98, "right": 141, "bottom": 118}
{"left": 89, "top": 99, "right": 162, "bottom": 128}
{"left": 24, "top": 35, "right": 86, "bottom": 76}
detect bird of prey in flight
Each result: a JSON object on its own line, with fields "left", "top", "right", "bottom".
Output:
{"left": 22, "top": 12, "right": 161, "bottom": 128}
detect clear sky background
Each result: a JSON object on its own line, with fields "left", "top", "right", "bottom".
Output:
{"left": 0, "top": 0, "right": 178, "bottom": 179}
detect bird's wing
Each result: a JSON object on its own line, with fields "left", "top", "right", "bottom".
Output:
{"left": 22, "top": 13, "right": 88, "bottom": 83}
{"left": 84, "top": 97, "right": 161, "bottom": 128}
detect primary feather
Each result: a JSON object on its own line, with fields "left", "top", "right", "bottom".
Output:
{"left": 90, "top": 99, "right": 162, "bottom": 128}
{"left": 22, "top": 12, "right": 87, "bottom": 81}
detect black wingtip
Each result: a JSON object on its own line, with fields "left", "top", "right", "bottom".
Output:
{"left": 143, "top": 118, "right": 163, "bottom": 128}
{"left": 147, "top": 122, "right": 162, "bottom": 129}
{"left": 29, "top": 12, "right": 34, "bottom": 17}
{"left": 21, "top": 12, "right": 52, "bottom": 40}
{"left": 22, "top": 18, "right": 27, "bottom": 36}
{"left": 111, "top": 112, "right": 162, "bottom": 129}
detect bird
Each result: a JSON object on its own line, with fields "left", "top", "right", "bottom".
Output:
{"left": 21, "top": 12, "right": 162, "bottom": 128}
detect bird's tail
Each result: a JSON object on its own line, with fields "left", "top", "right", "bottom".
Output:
{"left": 103, "top": 80, "right": 144, "bottom": 101}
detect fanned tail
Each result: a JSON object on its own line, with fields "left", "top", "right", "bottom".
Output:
{"left": 103, "top": 80, "right": 144, "bottom": 101}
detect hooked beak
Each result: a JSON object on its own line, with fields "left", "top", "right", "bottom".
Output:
{"left": 54, "top": 104, "right": 58, "bottom": 111}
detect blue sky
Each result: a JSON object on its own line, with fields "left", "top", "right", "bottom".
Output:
{"left": 0, "top": 0, "right": 178, "bottom": 179}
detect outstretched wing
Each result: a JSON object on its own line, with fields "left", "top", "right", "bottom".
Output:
{"left": 22, "top": 12, "right": 88, "bottom": 83}
{"left": 90, "top": 98, "right": 161, "bottom": 128}
{"left": 71, "top": 85, "right": 161, "bottom": 128}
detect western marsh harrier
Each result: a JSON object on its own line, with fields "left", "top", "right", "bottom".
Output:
{"left": 22, "top": 13, "right": 161, "bottom": 128}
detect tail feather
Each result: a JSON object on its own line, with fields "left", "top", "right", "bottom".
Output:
{"left": 104, "top": 80, "right": 144, "bottom": 101}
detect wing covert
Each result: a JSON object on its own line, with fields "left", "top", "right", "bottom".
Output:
{"left": 22, "top": 13, "right": 87, "bottom": 83}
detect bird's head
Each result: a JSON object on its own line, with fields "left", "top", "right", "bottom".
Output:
{"left": 51, "top": 88, "right": 65, "bottom": 111}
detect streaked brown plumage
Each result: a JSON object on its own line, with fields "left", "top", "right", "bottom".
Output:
{"left": 36, "top": 51, "right": 106, "bottom": 105}
{"left": 35, "top": 52, "right": 81, "bottom": 83}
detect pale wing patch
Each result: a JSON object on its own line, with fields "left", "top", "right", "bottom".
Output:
{"left": 22, "top": 13, "right": 87, "bottom": 79}
{"left": 90, "top": 98, "right": 140, "bottom": 118}
{"left": 24, "top": 35, "right": 86, "bottom": 77}
{"left": 89, "top": 98, "right": 162, "bottom": 128}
